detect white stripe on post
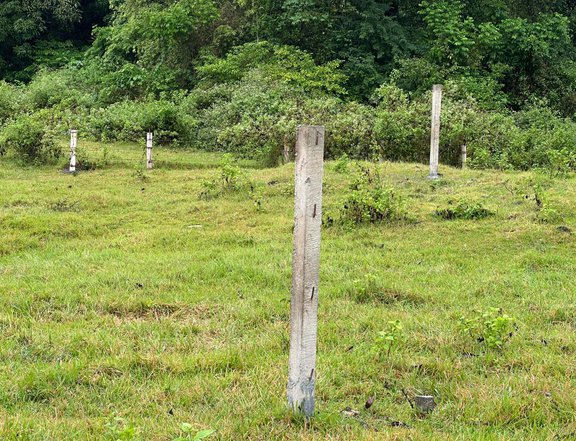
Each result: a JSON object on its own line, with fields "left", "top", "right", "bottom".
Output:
{"left": 70, "top": 130, "right": 78, "bottom": 172}
{"left": 429, "top": 85, "right": 442, "bottom": 179}
{"left": 287, "top": 125, "right": 324, "bottom": 418}
{"left": 146, "top": 132, "right": 153, "bottom": 170}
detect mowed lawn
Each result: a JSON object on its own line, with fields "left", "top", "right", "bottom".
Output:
{"left": 1, "top": 141, "right": 576, "bottom": 440}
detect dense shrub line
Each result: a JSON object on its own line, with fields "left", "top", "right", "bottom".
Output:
{"left": 2, "top": 42, "right": 576, "bottom": 172}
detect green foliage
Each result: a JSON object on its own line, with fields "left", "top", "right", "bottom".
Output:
{"left": 198, "top": 41, "right": 347, "bottom": 95}
{"left": 104, "top": 416, "right": 139, "bottom": 441}
{"left": 3, "top": 0, "right": 576, "bottom": 175}
{"left": 86, "top": 99, "right": 195, "bottom": 144}
{"left": 333, "top": 154, "right": 350, "bottom": 174}
{"left": 372, "top": 320, "right": 404, "bottom": 358}
{"left": 88, "top": 0, "right": 218, "bottom": 95}
{"left": 189, "top": 46, "right": 364, "bottom": 165}
{"left": 420, "top": 0, "right": 476, "bottom": 67}
{"left": 0, "top": 113, "right": 61, "bottom": 164}
{"left": 0, "top": 81, "right": 19, "bottom": 125}
{"left": 199, "top": 154, "right": 247, "bottom": 200}
{"left": 459, "top": 308, "right": 517, "bottom": 350}
{"left": 173, "top": 423, "right": 215, "bottom": 441}
{"left": 0, "top": 1, "right": 110, "bottom": 81}
{"left": 327, "top": 164, "right": 407, "bottom": 225}
{"left": 434, "top": 200, "right": 494, "bottom": 220}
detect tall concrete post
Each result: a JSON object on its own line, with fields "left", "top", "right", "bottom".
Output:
{"left": 429, "top": 85, "right": 443, "bottom": 179}
{"left": 287, "top": 125, "right": 325, "bottom": 418}
{"left": 69, "top": 130, "right": 78, "bottom": 172}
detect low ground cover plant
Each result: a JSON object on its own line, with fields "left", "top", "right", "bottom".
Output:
{"left": 459, "top": 308, "right": 517, "bottom": 350}
{"left": 434, "top": 200, "right": 494, "bottom": 220}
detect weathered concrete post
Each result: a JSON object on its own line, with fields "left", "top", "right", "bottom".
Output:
{"left": 287, "top": 125, "right": 325, "bottom": 418}
{"left": 461, "top": 143, "right": 467, "bottom": 169}
{"left": 69, "top": 130, "right": 78, "bottom": 172}
{"left": 146, "top": 132, "right": 153, "bottom": 170}
{"left": 429, "top": 85, "right": 443, "bottom": 179}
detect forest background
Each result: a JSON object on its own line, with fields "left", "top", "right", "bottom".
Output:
{"left": 2, "top": 0, "right": 576, "bottom": 171}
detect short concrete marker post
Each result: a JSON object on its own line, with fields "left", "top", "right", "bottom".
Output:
{"left": 461, "top": 143, "right": 467, "bottom": 169}
{"left": 146, "top": 132, "right": 153, "bottom": 170}
{"left": 287, "top": 125, "right": 325, "bottom": 419}
{"left": 429, "top": 84, "right": 443, "bottom": 179}
{"left": 69, "top": 130, "right": 78, "bottom": 172}
{"left": 415, "top": 395, "right": 437, "bottom": 414}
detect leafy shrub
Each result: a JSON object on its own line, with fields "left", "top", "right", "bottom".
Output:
{"left": 197, "top": 41, "right": 347, "bottom": 95}
{"left": 0, "top": 113, "right": 61, "bottom": 164}
{"left": 434, "top": 200, "right": 494, "bottom": 220}
{"left": 326, "top": 102, "right": 378, "bottom": 159}
{"left": 198, "top": 154, "right": 248, "bottom": 200}
{"left": 0, "top": 81, "right": 19, "bottom": 125}
{"left": 22, "top": 69, "right": 93, "bottom": 111}
{"left": 87, "top": 99, "right": 195, "bottom": 144}
{"left": 333, "top": 154, "right": 351, "bottom": 173}
{"left": 522, "top": 180, "right": 563, "bottom": 223}
{"left": 459, "top": 308, "right": 517, "bottom": 350}
{"left": 326, "top": 164, "right": 407, "bottom": 225}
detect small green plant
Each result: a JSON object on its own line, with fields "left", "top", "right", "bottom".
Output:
{"left": 173, "top": 423, "right": 215, "bottom": 441}
{"left": 132, "top": 165, "right": 149, "bottom": 182}
{"left": 333, "top": 153, "right": 351, "bottom": 173}
{"left": 219, "top": 154, "right": 244, "bottom": 191}
{"left": 523, "top": 180, "right": 562, "bottom": 223}
{"left": 372, "top": 320, "right": 404, "bottom": 357}
{"left": 434, "top": 200, "right": 493, "bottom": 220}
{"left": 104, "top": 417, "right": 139, "bottom": 441}
{"left": 249, "top": 185, "right": 264, "bottom": 211}
{"left": 459, "top": 308, "right": 517, "bottom": 350}
{"left": 332, "top": 164, "right": 407, "bottom": 225}
{"left": 198, "top": 154, "right": 248, "bottom": 200}
{"left": 199, "top": 178, "right": 220, "bottom": 201}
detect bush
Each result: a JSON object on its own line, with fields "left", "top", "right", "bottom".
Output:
{"left": 86, "top": 99, "right": 196, "bottom": 144}
{"left": 434, "top": 200, "right": 494, "bottom": 220}
{"left": 198, "top": 154, "right": 248, "bottom": 200}
{"left": 326, "top": 163, "right": 408, "bottom": 225}
{"left": 0, "top": 113, "right": 61, "bottom": 164}
{"left": 0, "top": 81, "right": 19, "bottom": 126}
{"left": 459, "top": 308, "right": 517, "bottom": 350}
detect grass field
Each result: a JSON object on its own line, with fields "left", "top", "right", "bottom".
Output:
{"left": 1, "top": 141, "right": 576, "bottom": 440}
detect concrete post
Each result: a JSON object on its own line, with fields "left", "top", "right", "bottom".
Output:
{"left": 69, "top": 130, "right": 78, "bottom": 172}
{"left": 146, "top": 132, "right": 153, "bottom": 170}
{"left": 429, "top": 85, "right": 442, "bottom": 179}
{"left": 287, "top": 125, "right": 325, "bottom": 418}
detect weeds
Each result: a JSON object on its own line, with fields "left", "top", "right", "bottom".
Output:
{"left": 172, "top": 424, "right": 215, "bottom": 441}
{"left": 199, "top": 154, "right": 247, "bottom": 200}
{"left": 326, "top": 163, "right": 408, "bottom": 225}
{"left": 104, "top": 417, "right": 139, "bottom": 441}
{"left": 434, "top": 200, "right": 493, "bottom": 220}
{"left": 372, "top": 320, "right": 404, "bottom": 358}
{"left": 48, "top": 198, "right": 80, "bottom": 212}
{"left": 459, "top": 308, "right": 517, "bottom": 350}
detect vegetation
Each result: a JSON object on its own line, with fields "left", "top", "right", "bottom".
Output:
{"left": 3, "top": 1, "right": 576, "bottom": 439}
{"left": 2, "top": 1, "right": 576, "bottom": 169}
{"left": 1, "top": 144, "right": 576, "bottom": 439}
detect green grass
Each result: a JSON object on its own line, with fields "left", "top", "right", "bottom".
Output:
{"left": 1, "top": 141, "right": 576, "bottom": 440}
